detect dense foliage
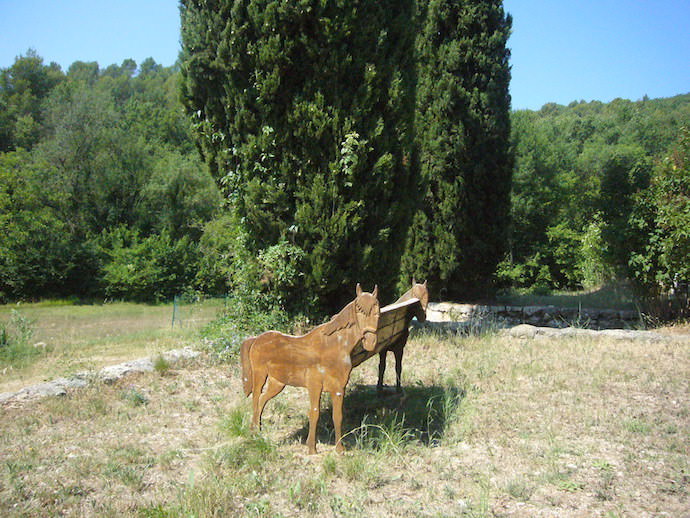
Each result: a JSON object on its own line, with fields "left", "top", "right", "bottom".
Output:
{"left": 180, "top": 0, "right": 512, "bottom": 310}
{"left": 399, "top": 0, "right": 512, "bottom": 300}
{"left": 505, "top": 94, "right": 690, "bottom": 312}
{"left": 180, "top": 0, "right": 419, "bottom": 312}
{"left": 1, "top": 25, "right": 689, "bottom": 319}
{"left": 0, "top": 51, "right": 222, "bottom": 302}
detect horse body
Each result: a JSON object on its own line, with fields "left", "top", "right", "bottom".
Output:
{"left": 241, "top": 284, "right": 379, "bottom": 454}
{"left": 377, "top": 280, "right": 429, "bottom": 392}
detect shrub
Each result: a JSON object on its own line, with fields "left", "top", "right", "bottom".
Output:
{"left": 99, "top": 227, "right": 199, "bottom": 302}
{"left": 0, "top": 310, "right": 38, "bottom": 367}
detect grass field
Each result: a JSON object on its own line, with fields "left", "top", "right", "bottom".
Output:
{"left": 1, "top": 322, "right": 687, "bottom": 517}
{"left": 0, "top": 299, "right": 223, "bottom": 394}
{"left": 495, "top": 283, "right": 637, "bottom": 310}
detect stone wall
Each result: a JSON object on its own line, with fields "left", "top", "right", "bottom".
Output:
{"left": 426, "top": 302, "right": 641, "bottom": 330}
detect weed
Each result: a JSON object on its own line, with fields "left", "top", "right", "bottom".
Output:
{"left": 426, "top": 382, "right": 466, "bottom": 444}
{"left": 340, "top": 451, "right": 381, "bottom": 486}
{"left": 506, "top": 478, "right": 534, "bottom": 501}
{"left": 557, "top": 479, "right": 584, "bottom": 492}
{"left": 138, "top": 504, "right": 172, "bottom": 517}
{"left": 322, "top": 454, "right": 338, "bottom": 477}
{"left": 623, "top": 417, "right": 652, "bottom": 435}
{"left": 349, "top": 414, "right": 415, "bottom": 456}
{"left": 594, "top": 460, "right": 616, "bottom": 501}
{"left": 329, "top": 494, "right": 364, "bottom": 516}
{"left": 465, "top": 477, "right": 492, "bottom": 518}
{"left": 244, "top": 498, "right": 274, "bottom": 516}
{"left": 153, "top": 354, "right": 171, "bottom": 375}
{"left": 105, "top": 461, "right": 146, "bottom": 490}
{"left": 289, "top": 477, "right": 326, "bottom": 512}
{"left": 210, "top": 432, "right": 276, "bottom": 473}
{"left": 158, "top": 450, "right": 183, "bottom": 471}
{"left": 219, "top": 405, "right": 251, "bottom": 438}
{"left": 103, "top": 446, "right": 153, "bottom": 491}
{"left": 0, "top": 310, "right": 38, "bottom": 367}
{"left": 121, "top": 386, "right": 149, "bottom": 406}
{"left": 173, "top": 473, "right": 244, "bottom": 517}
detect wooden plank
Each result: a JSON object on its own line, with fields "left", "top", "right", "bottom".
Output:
{"left": 350, "top": 298, "right": 421, "bottom": 368}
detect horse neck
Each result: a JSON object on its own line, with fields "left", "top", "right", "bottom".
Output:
{"left": 325, "top": 302, "right": 363, "bottom": 353}
{"left": 338, "top": 321, "right": 364, "bottom": 354}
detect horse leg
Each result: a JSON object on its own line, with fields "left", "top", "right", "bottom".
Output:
{"left": 306, "top": 383, "right": 322, "bottom": 454}
{"left": 256, "top": 376, "right": 285, "bottom": 428}
{"left": 332, "top": 388, "right": 346, "bottom": 453}
{"left": 393, "top": 342, "right": 405, "bottom": 393}
{"left": 377, "top": 350, "right": 388, "bottom": 391}
{"left": 251, "top": 369, "right": 268, "bottom": 430}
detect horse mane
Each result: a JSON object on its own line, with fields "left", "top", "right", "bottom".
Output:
{"left": 322, "top": 300, "right": 355, "bottom": 336}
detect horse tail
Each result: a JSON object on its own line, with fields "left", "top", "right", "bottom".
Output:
{"left": 240, "top": 336, "right": 255, "bottom": 397}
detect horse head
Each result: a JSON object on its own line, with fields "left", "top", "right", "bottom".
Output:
{"left": 355, "top": 283, "right": 380, "bottom": 351}
{"left": 411, "top": 279, "right": 429, "bottom": 322}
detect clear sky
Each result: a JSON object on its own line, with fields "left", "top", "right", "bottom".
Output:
{"left": 1, "top": 1, "right": 688, "bottom": 111}
{"left": 504, "top": 0, "right": 690, "bottom": 109}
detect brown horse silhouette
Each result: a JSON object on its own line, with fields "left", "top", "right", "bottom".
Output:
{"left": 377, "top": 280, "right": 429, "bottom": 392}
{"left": 240, "top": 284, "right": 380, "bottom": 454}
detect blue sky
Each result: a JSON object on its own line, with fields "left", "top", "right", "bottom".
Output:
{"left": 1, "top": 1, "right": 688, "bottom": 110}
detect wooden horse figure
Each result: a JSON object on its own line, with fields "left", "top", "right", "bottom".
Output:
{"left": 377, "top": 280, "right": 429, "bottom": 393}
{"left": 240, "top": 284, "right": 380, "bottom": 454}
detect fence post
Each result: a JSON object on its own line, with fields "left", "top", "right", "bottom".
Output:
{"left": 172, "top": 295, "right": 180, "bottom": 328}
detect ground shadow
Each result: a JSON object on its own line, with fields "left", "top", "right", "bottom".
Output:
{"left": 288, "top": 383, "right": 465, "bottom": 451}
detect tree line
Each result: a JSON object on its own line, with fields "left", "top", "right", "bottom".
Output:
{"left": 506, "top": 95, "right": 690, "bottom": 315}
{"left": 0, "top": 50, "right": 223, "bottom": 302}
{"left": 1, "top": 3, "right": 688, "bottom": 319}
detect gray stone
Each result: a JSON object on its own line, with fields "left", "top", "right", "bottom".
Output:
{"left": 1, "top": 347, "right": 201, "bottom": 404}
{"left": 509, "top": 324, "right": 538, "bottom": 339}
{"left": 99, "top": 358, "right": 154, "bottom": 383}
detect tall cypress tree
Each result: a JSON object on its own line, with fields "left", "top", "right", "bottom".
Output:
{"left": 180, "top": 0, "right": 417, "bottom": 312}
{"left": 181, "top": 0, "right": 512, "bottom": 309}
{"left": 400, "top": 0, "right": 512, "bottom": 300}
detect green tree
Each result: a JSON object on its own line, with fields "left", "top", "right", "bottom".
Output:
{"left": 180, "top": 0, "right": 417, "bottom": 311}
{"left": 0, "top": 49, "right": 64, "bottom": 151}
{"left": 629, "top": 127, "right": 690, "bottom": 315}
{"left": 36, "top": 83, "right": 149, "bottom": 235}
{"left": 0, "top": 151, "right": 78, "bottom": 300}
{"left": 508, "top": 94, "right": 690, "bottom": 292}
{"left": 138, "top": 151, "right": 222, "bottom": 240}
{"left": 99, "top": 227, "right": 199, "bottom": 302}
{"left": 400, "top": 0, "right": 513, "bottom": 299}
{"left": 598, "top": 148, "right": 651, "bottom": 275}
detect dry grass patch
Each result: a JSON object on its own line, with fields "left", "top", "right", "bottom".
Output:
{"left": 1, "top": 327, "right": 688, "bottom": 517}
{"left": 0, "top": 300, "right": 222, "bottom": 393}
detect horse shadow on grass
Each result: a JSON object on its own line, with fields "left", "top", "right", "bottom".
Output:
{"left": 288, "top": 383, "right": 466, "bottom": 451}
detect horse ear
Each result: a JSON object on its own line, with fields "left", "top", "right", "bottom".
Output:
{"left": 356, "top": 283, "right": 362, "bottom": 296}
{"left": 423, "top": 279, "right": 427, "bottom": 287}
{"left": 412, "top": 277, "right": 416, "bottom": 285}
{"left": 372, "top": 285, "right": 378, "bottom": 298}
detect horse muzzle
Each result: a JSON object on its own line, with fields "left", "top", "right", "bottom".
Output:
{"left": 361, "top": 328, "right": 378, "bottom": 351}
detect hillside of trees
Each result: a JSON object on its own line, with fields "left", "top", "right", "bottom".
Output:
{"left": 0, "top": 50, "right": 224, "bottom": 302}
{"left": 1, "top": 45, "right": 688, "bottom": 317}
{"left": 505, "top": 95, "right": 690, "bottom": 313}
